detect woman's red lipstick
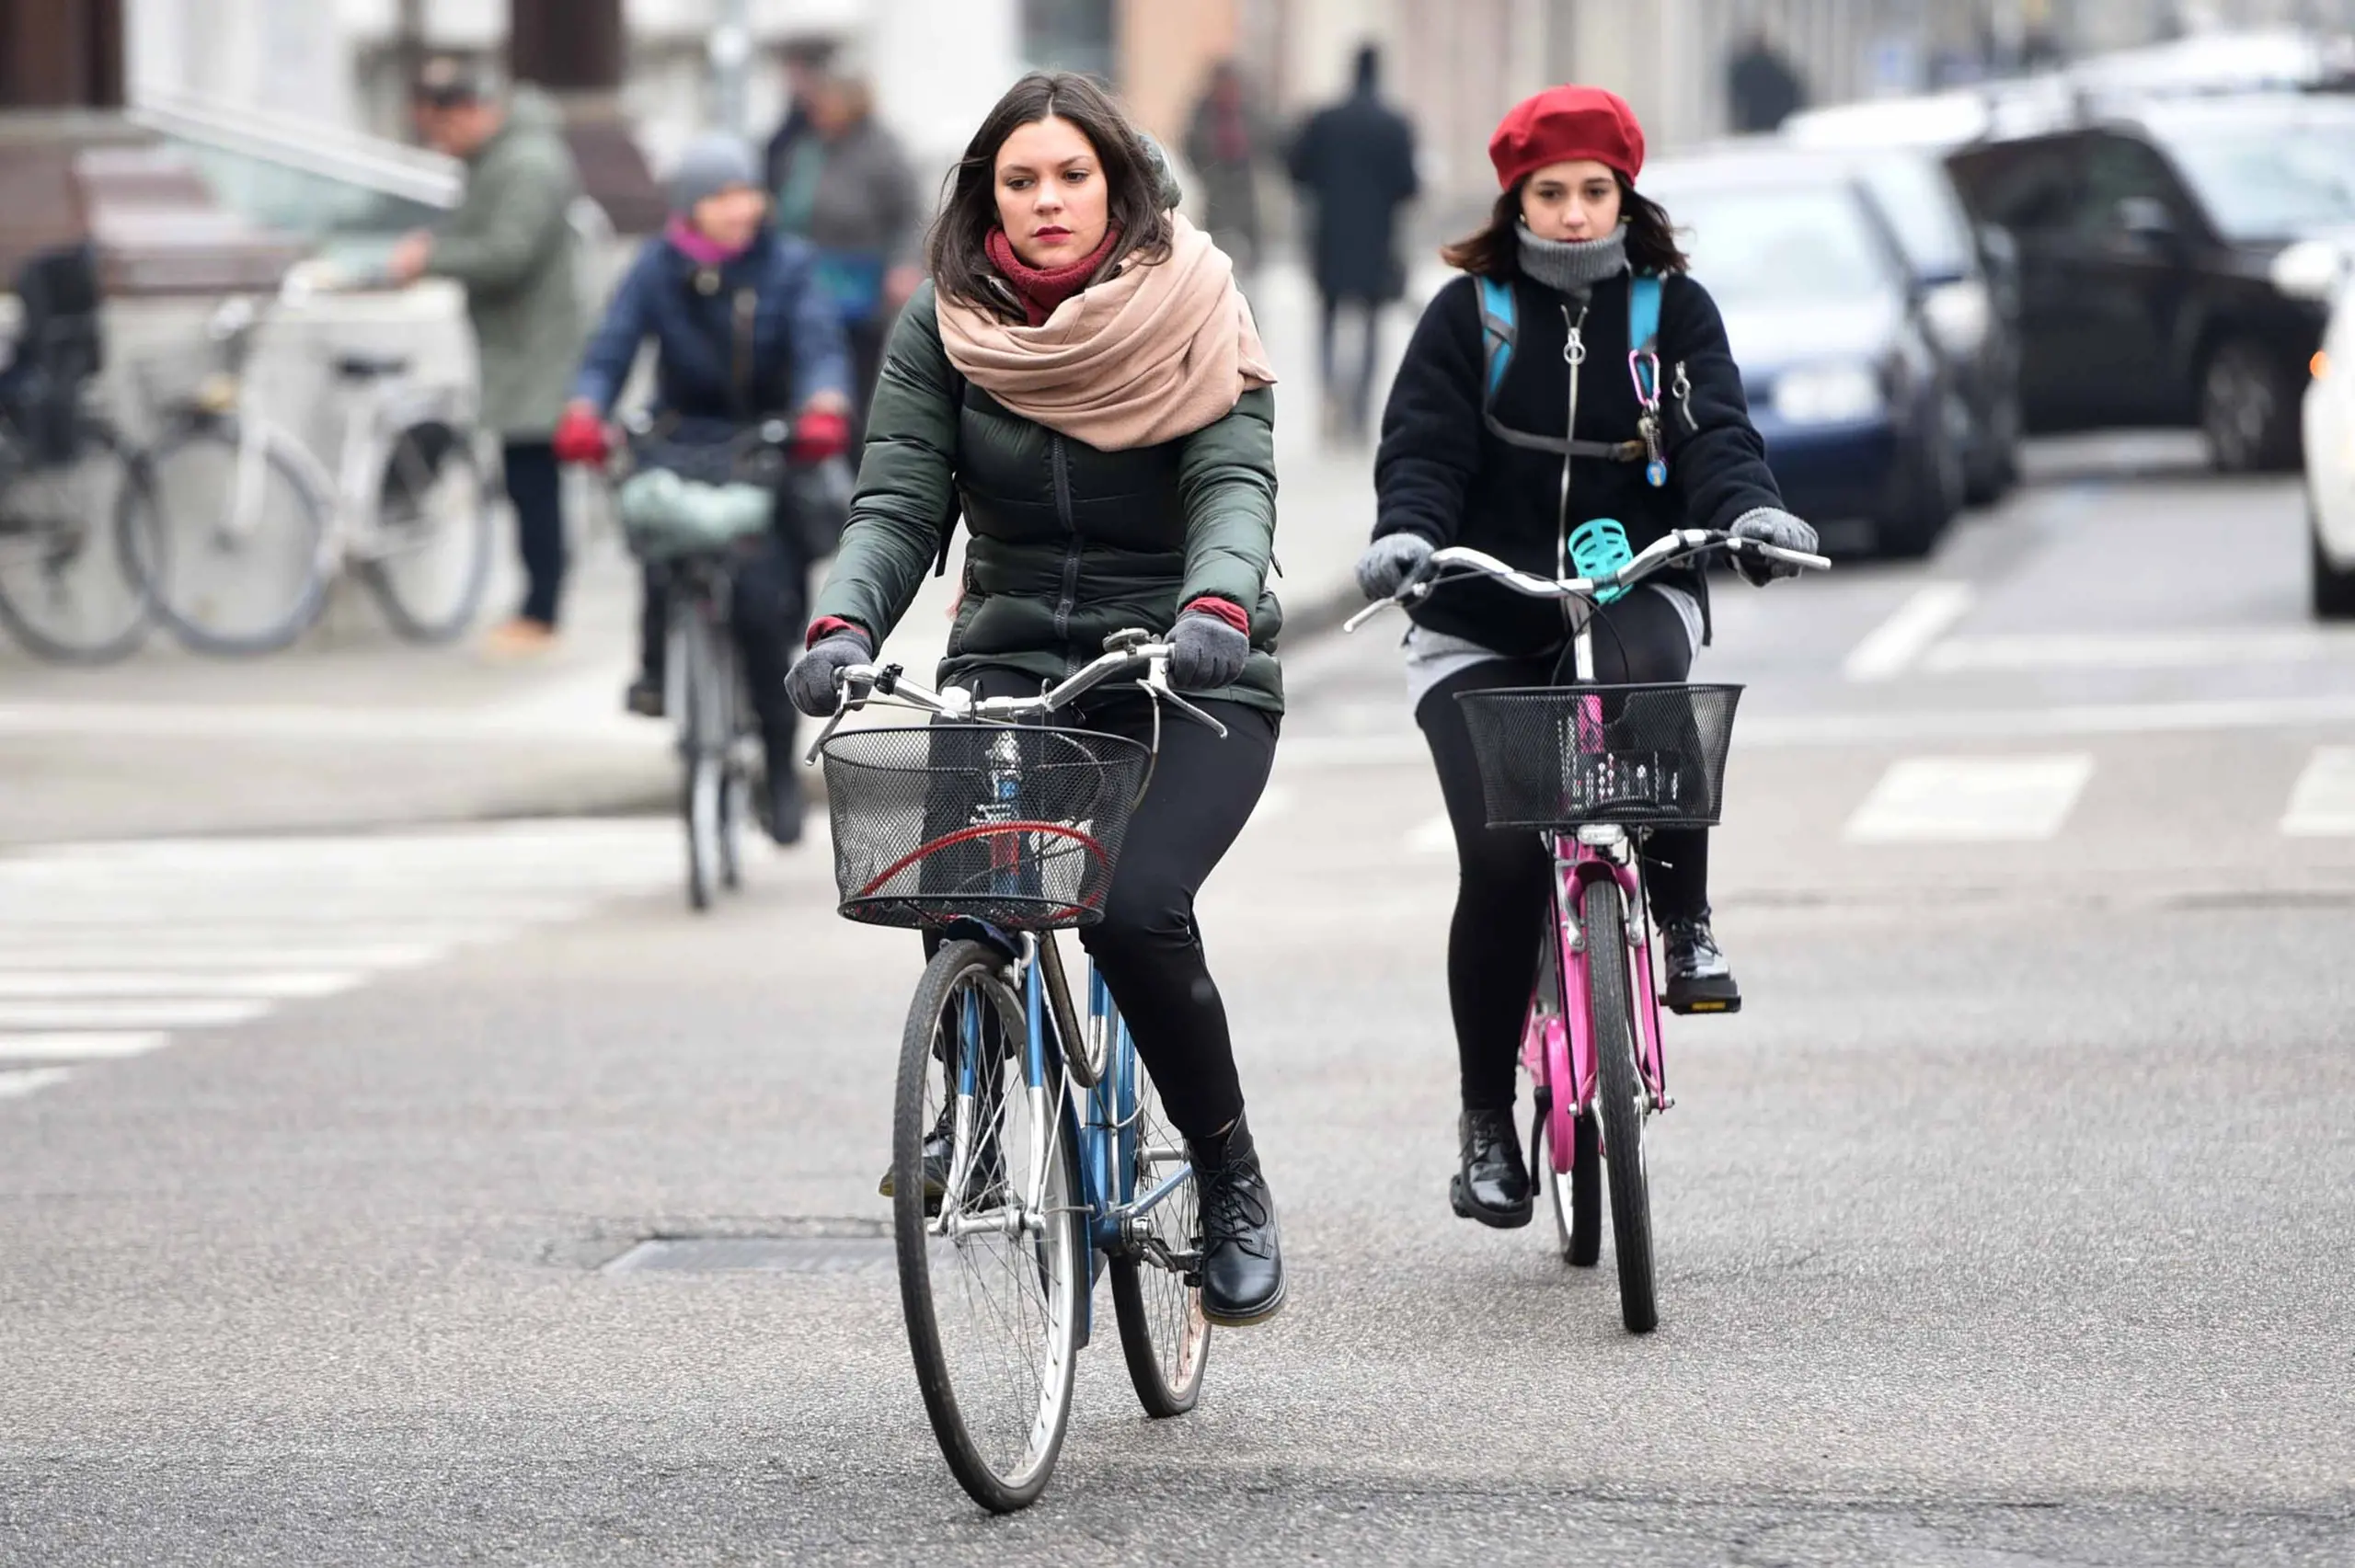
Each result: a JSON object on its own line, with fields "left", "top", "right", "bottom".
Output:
{"left": 1033, "top": 225, "right": 1073, "bottom": 242}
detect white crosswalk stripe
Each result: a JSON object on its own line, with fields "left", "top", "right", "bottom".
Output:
{"left": 0, "top": 820, "right": 683, "bottom": 1104}
{"left": 2281, "top": 748, "right": 2355, "bottom": 836}
{"left": 1846, "top": 755, "right": 2094, "bottom": 843}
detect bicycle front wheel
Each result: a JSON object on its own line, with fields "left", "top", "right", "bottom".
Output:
{"left": 1108, "top": 1018, "right": 1210, "bottom": 1417}
{"left": 673, "top": 606, "right": 722, "bottom": 911}
{"left": 360, "top": 420, "right": 491, "bottom": 644}
{"left": 127, "top": 418, "right": 329, "bottom": 656}
{"left": 0, "top": 418, "right": 155, "bottom": 664}
{"left": 893, "top": 940, "right": 1082, "bottom": 1513}
{"left": 1584, "top": 877, "right": 1659, "bottom": 1333}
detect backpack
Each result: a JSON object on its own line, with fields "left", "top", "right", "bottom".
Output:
{"left": 1474, "top": 272, "right": 1668, "bottom": 486}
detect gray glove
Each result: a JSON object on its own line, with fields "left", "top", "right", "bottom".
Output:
{"left": 1355, "top": 532, "right": 1435, "bottom": 601}
{"left": 1729, "top": 508, "right": 1819, "bottom": 585}
{"left": 1166, "top": 605, "right": 1250, "bottom": 692}
{"left": 786, "top": 625, "right": 874, "bottom": 718}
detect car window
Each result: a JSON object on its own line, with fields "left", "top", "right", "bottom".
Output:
{"left": 2151, "top": 119, "right": 2355, "bottom": 242}
{"left": 1951, "top": 137, "right": 2083, "bottom": 240}
{"left": 1662, "top": 184, "right": 1897, "bottom": 304}
{"left": 1855, "top": 155, "right": 1976, "bottom": 281}
{"left": 2074, "top": 134, "right": 2188, "bottom": 236}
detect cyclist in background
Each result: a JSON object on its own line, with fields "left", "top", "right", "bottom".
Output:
{"left": 786, "top": 73, "right": 1288, "bottom": 1327}
{"left": 555, "top": 135, "right": 853, "bottom": 845}
{"left": 1361, "top": 86, "right": 1817, "bottom": 1229}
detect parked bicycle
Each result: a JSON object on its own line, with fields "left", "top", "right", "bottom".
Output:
{"left": 1349, "top": 526, "right": 1828, "bottom": 1333}
{"left": 810, "top": 630, "right": 1226, "bottom": 1512}
{"left": 0, "top": 245, "right": 157, "bottom": 665}
{"left": 121, "top": 260, "right": 492, "bottom": 655}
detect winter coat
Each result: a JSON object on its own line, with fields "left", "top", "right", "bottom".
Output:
{"left": 768, "top": 116, "right": 922, "bottom": 326}
{"left": 1286, "top": 89, "right": 1418, "bottom": 303}
{"left": 425, "top": 87, "right": 587, "bottom": 439}
{"left": 1184, "top": 91, "right": 1273, "bottom": 265}
{"left": 1373, "top": 268, "right": 1783, "bottom": 658}
{"left": 810, "top": 283, "right": 1284, "bottom": 713}
{"left": 571, "top": 226, "right": 852, "bottom": 426}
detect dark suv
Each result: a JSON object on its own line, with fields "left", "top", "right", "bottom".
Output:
{"left": 1944, "top": 94, "right": 2355, "bottom": 471}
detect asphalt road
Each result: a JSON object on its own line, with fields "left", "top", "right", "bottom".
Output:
{"left": 4, "top": 437, "right": 2352, "bottom": 1565}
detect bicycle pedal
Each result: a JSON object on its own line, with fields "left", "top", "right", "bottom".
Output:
{"left": 1667, "top": 997, "right": 1741, "bottom": 1016}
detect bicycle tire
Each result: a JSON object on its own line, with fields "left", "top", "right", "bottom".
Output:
{"left": 125, "top": 416, "right": 330, "bottom": 657}
{"left": 1108, "top": 1014, "right": 1210, "bottom": 1418}
{"left": 1584, "top": 877, "right": 1659, "bottom": 1333}
{"left": 0, "top": 417, "right": 155, "bottom": 664}
{"left": 1538, "top": 1095, "right": 1603, "bottom": 1269}
{"left": 360, "top": 421, "right": 491, "bottom": 644}
{"left": 893, "top": 940, "right": 1082, "bottom": 1513}
{"left": 676, "top": 607, "right": 721, "bottom": 912}
{"left": 718, "top": 643, "right": 747, "bottom": 894}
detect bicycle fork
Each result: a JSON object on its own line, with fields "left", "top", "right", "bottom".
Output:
{"left": 1527, "top": 832, "right": 1672, "bottom": 1178}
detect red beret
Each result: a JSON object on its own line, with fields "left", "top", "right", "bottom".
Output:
{"left": 1488, "top": 86, "right": 1646, "bottom": 190}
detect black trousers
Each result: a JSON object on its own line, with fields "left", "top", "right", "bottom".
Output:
{"left": 1415, "top": 589, "right": 1709, "bottom": 1113}
{"left": 1317, "top": 292, "right": 1384, "bottom": 434}
{"left": 502, "top": 440, "right": 566, "bottom": 628}
{"left": 639, "top": 519, "right": 810, "bottom": 769}
{"left": 962, "top": 675, "right": 1279, "bottom": 1143}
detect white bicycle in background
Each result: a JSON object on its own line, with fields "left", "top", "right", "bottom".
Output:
{"left": 121, "top": 260, "right": 494, "bottom": 656}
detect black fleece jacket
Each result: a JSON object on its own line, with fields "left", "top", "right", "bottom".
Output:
{"left": 1373, "top": 268, "right": 1783, "bottom": 658}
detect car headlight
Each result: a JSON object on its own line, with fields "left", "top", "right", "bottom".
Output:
{"left": 1772, "top": 361, "right": 1886, "bottom": 424}
{"left": 2270, "top": 239, "right": 2349, "bottom": 303}
{"left": 1921, "top": 280, "right": 1993, "bottom": 358}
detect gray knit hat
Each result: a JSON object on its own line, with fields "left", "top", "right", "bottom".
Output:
{"left": 670, "top": 134, "right": 762, "bottom": 214}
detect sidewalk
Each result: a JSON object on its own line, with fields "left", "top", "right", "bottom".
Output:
{"left": 0, "top": 261, "right": 1430, "bottom": 847}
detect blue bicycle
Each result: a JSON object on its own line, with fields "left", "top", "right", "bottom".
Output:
{"left": 810, "top": 632, "right": 1227, "bottom": 1512}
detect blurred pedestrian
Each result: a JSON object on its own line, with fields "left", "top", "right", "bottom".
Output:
{"left": 769, "top": 68, "right": 924, "bottom": 439}
{"left": 391, "top": 56, "right": 587, "bottom": 658}
{"left": 1287, "top": 44, "right": 1419, "bottom": 445}
{"left": 1726, "top": 29, "right": 1808, "bottom": 133}
{"left": 761, "top": 34, "right": 840, "bottom": 212}
{"left": 557, "top": 134, "right": 853, "bottom": 843}
{"left": 1184, "top": 60, "right": 1272, "bottom": 278}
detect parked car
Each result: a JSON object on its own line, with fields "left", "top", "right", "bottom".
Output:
{"left": 2305, "top": 283, "right": 2355, "bottom": 618}
{"left": 1943, "top": 94, "right": 2355, "bottom": 471}
{"left": 1646, "top": 154, "right": 1968, "bottom": 558}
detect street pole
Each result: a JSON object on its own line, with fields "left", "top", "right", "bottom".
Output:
{"left": 711, "top": 0, "right": 752, "bottom": 140}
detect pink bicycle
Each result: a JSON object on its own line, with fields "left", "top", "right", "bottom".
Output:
{"left": 1350, "top": 526, "right": 1828, "bottom": 1332}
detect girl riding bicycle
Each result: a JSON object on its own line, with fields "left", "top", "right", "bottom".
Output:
{"left": 787, "top": 73, "right": 1287, "bottom": 1326}
{"left": 1361, "top": 86, "right": 1817, "bottom": 1229}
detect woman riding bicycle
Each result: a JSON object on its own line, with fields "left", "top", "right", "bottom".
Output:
{"left": 786, "top": 73, "right": 1287, "bottom": 1326}
{"left": 1361, "top": 86, "right": 1817, "bottom": 1228}
{"left": 556, "top": 135, "right": 854, "bottom": 844}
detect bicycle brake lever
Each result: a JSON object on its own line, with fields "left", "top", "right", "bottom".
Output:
{"left": 1150, "top": 681, "right": 1230, "bottom": 739}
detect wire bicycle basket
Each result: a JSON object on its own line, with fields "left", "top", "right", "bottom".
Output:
{"left": 1455, "top": 683, "right": 1743, "bottom": 830}
{"left": 820, "top": 722, "right": 1151, "bottom": 931}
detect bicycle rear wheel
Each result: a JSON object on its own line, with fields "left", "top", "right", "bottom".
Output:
{"left": 126, "top": 418, "right": 329, "bottom": 656}
{"left": 0, "top": 418, "right": 155, "bottom": 664}
{"left": 893, "top": 940, "right": 1082, "bottom": 1513}
{"left": 1536, "top": 1091, "right": 1602, "bottom": 1268}
{"left": 1584, "top": 877, "right": 1659, "bottom": 1333}
{"left": 1108, "top": 1015, "right": 1210, "bottom": 1417}
{"left": 673, "top": 606, "right": 723, "bottom": 911}
{"left": 360, "top": 420, "right": 491, "bottom": 644}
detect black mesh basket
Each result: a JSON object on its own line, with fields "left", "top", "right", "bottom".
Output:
{"left": 820, "top": 723, "right": 1151, "bottom": 931}
{"left": 1454, "top": 684, "right": 1743, "bottom": 830}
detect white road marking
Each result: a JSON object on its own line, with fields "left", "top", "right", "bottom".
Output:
{"left": 1845, "top": 755, "right": 2095, "bottom": 843}
{"left": 0, "top": 944, "right": 450, "bottom": 971}
{"left": 2281, "top": 748, "right": 2355, "bottom": 836}
{"left": 0, "top": 1068, "right": 72, "bottom": 1100}
{"left": 1406, "top": 814, "right": 1455, "bottom": 855}
{"left": 0, "top": 701, "right": 666, "bottom": 747}
{"left": 0, "top": 999, "right": 276, "bottom": 1030}
{"left": 1923, "top": 628, "right": 2355, "bottom": 672}
{"left": 0, "top": 1032, "right": 170, "bottom": 1061}
{"left": 1842, "top": 584, "right": 1977, "bottom": 682}
{"left": 0, "top": 972, "right": 362, "bottom": 1001}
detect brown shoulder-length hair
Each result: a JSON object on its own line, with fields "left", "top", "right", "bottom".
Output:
{"left": 927, "top": 71, "right": 1176, "bottom": 322}
{"left": 1440, "top": 172, "right": 1689, "bottom": 278}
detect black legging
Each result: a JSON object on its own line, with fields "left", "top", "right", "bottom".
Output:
{"left": 964, "top": 673, "right": 1278, "bottom": 1142}
{"left": 1415, "top": 589, "right": 1708, "bottom": 1113}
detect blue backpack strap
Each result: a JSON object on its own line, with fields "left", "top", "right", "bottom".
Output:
{"left": 1476, "top": 276, "right": 1517, "bottom": 402}
{"left": 1627, "top": 271, "right": 1663, "bottom": 356}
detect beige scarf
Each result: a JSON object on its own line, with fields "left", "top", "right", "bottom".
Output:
{"left": 935, "top": 214, "right": 1276, "bottom": 452}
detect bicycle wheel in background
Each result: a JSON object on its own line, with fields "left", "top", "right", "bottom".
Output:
{"left": 0, "top": 418, "right": 155, "bottom": 664}
{"left": 716, "top": 644, "right": 750, "bottom": 894}
{"left": 893, "top": 940, "right": 1082, "bottom": 1513}
{"left": 125, "top": 418, "right": 329, "bottom": 656}
{"left": 1108, "top": 1013, "right": 1210, "bottom": 1418}
{"left": 361, "top": 420, "right": 491, "bottom": 644}
{"left": 672, "top": 603, "right": 723, "bottom": 912}
{"left": 1536, "top": 1090, "right": 1603, "bottom": 1269}
{"left": 1583, "top": 877, "right": 1659, "bottom": 1333}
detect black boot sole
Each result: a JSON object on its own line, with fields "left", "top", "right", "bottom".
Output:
{"left": 1450, "top": 1173, "right": 1534, "bottom": 1230}
{"left": 1200, "top": 1275, "right": 1286, "bottom": 1328}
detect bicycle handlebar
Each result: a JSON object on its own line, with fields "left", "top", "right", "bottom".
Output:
{"left": 1341, "top": 528, "right": 1832, "bottom": 634}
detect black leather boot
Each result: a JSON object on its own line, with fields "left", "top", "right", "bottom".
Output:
{"left": 1661, "top": 910, "right": 1741, "bottom": 1015}
{"left": 1189, "top": 1114, "right": 1285, "bottom": 1326}
{"left": 1450, "top": 1108, "right": 1534, "bottom": 1228}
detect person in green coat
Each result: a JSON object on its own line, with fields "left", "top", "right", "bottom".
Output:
{"left": 393, "top": 58, "right": 587, "bottom": 657}
{"left": 787, "top": 73, "right": 1289, "bottom": 1328}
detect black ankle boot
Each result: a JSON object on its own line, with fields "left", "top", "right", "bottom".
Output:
{"left": 1450, "top": 1108, "right": 1534, "bottom": 1228}
{"left": 1661, "top": 910, "right": 1741, "bottom": 1015}
{"left": 1189, "top": 1114, "right": 1285, "bottom": 1326}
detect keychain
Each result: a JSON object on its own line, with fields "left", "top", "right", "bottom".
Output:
{"left": 1629, "top": 348, "right": 1668, "bottom": 487}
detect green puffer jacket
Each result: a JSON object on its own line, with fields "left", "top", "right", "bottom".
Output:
{"left": 811, "top": 282, "right": 1284, "bottom": 713}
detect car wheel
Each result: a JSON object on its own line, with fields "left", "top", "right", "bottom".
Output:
{"left": 2202, "top": 338, "right": 2302, "bottom": 473}
{"left": 2313, "top": 501, "right": 2355, "bottom": 621}
{"left": 1878, "top": 418, "right": 1961, "bottom": 560}
{"left": 1964, "top": 390, "right": 2023, "bottom": 506}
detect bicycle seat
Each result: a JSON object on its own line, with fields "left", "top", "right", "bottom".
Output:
{"left": 331, "top": 352, "right": 412, "bottom": 381}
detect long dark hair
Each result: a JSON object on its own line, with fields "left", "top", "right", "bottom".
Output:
{"left": 927, "top": 72, "right": 1176, "bottom": 321}
{"left": 1440, "top": 172, "right": 1688, "bottom": 278}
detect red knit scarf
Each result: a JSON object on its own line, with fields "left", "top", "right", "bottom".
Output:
{"left": 985, "top": 225, "right": 1121, "bottom": 326}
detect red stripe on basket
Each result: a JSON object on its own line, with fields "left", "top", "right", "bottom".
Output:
{"left": 853, "top": 820, "right": 1111, "bottom": 905}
